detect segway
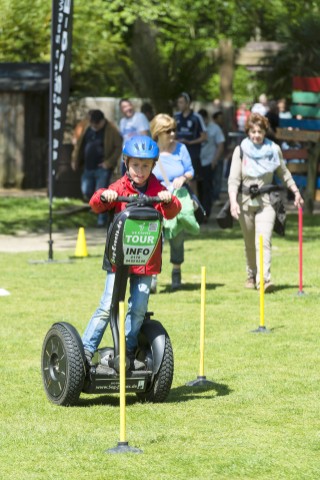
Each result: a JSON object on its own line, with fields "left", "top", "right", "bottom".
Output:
{"left": 41, "top": 195, "right": 174, "bottom": 406}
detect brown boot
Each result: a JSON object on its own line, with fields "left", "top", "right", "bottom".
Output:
{"left": 264, "top": 281, "right": 275, "bottom": 293}
{"left": 245, "top": 278, "right": 256, "bottom": 289}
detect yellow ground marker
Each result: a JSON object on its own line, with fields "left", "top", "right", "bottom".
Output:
{"left": 107, "top": 301, "right": 142, "bottom": 454}
{"left": 186, "top": 266, "right": 214, "bottom": 387}
{"left": 252, "top": 235, "right": 270, "bottom": 333}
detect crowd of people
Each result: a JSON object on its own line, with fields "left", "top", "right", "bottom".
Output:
{"left": 71, "top": 92, "right": 294, "bottom": 223}
{"left": 70, "top": 92, "right": 303, "bottom": 370}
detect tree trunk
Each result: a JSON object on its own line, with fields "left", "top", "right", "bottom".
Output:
{"left": 218, "top": 39, "right": 235, "bottom": 136}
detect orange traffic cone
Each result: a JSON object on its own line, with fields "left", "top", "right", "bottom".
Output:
{"left": 74, "top": 227, "right": 88, "bottom": 258}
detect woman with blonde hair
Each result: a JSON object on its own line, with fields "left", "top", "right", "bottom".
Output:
{"left": 150, "top": 113, "right": 194, "bottom": 292}
{"left": 228, "top": 113, "right": 304, "bottom": 292}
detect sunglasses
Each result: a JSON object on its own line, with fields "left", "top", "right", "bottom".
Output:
{"left": 163, "top": 129, "right": 175, "bottom": 134}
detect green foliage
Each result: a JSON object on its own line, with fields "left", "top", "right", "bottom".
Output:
{"left": 0, "top": 0, "right": 319, "bottom": 105}
{"left": 233, "top": 67, "right": 268, "bottom": 106}
{"left": 262, "top": 14, "right": 320, "bottom": 99}
{"left": 0, "top": 0, "right": 51, "bottom": 61}
{"left": 71, "top": 0, "right": 127, "bottom": 96}
{"left": 203, "top": 73, "right": 220, "bottom": 103}
{"left": 1, "top": 213, "right": 320, "bottom": 478}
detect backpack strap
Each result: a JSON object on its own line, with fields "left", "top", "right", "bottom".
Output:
{"left": 238, "top": 144, "right": 243, "bottom": 190}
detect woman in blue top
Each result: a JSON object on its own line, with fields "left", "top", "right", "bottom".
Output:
{"left": 150, "top": 113, "right": 194, "bottom": 292}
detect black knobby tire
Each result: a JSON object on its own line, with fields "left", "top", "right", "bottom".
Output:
{"left": 41, "top": 323, "right": 86, "bottom": 406}
{"left": 136, "top": 335, "right": 174, "bottom": 403}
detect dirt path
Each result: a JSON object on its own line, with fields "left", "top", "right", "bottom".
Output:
{"left": 1, "top": 188, "right": 319, "bottom": 253}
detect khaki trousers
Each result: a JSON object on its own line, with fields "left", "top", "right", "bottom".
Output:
{"left": 239, "top": 204, "right": 276, "bottom": 284}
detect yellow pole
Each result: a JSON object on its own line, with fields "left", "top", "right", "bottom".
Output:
{"left": 259, "top": 235, "right": 265, "bottom": 328}
{"left": 199, "top": 266, "right": 206, "bottom": 377}
{"left": 119, "top": 301, "right": 126, "bottom": 443}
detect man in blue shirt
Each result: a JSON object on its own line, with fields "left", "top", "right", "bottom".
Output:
{"left": 174, "top": 93, "right": 207, "bottom": 192}
{"left": 199, "top": 108, "right": 225, "bottom": 217}
{"left": 118, "top": 98, "right": 150, "bottom": 174}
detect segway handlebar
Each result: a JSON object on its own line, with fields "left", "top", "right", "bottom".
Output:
{"left": 116, "top": 195, "right": 162, "bottom": 205}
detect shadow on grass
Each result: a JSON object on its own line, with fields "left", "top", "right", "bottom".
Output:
{"left": 274, "top": 283, "right": 306, "bottom": 296}
{"left": 77, "top": 392, "right": 163, "bottom": 407}
{"left": 76, "top": 380, "right": 232, "bottom": 408}
{"left": 159, "top": 282, "right": 224, "bottom": 294}
{"left": 78, "top": 395, "right": 122, "bottom": 407}
{"left": 269, "top": 325, "right": 286, "bottom": 332}
{"left": 273, "top": 284, "right": 302, "bottom": 292}
{"left": 167, "top": 381, "right": 232, "bottom": 403}
{"left": 252, "top": 284, "right": 308, "bottom": 295}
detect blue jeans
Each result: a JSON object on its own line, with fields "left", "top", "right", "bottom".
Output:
{"left": 82, "top": 272, "right": 152, "bottom": 354}
{"left": 81, "top": 167, "right": 112, "bottom": 225}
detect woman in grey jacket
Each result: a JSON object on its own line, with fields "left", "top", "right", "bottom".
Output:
{"left": 228, "top": 113, "right": 304, "bottom": 292}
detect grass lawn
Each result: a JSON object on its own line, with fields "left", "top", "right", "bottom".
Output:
{"left": 0, "top": 202, "right": 319, "bottom": 479}
{"left": 0, "top": 197, "right": 96, "bottom": 234}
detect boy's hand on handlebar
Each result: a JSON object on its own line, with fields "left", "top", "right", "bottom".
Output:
{"left": 157, "top": 190, "right": 172, "bottom": 204}
{"left": 100, "top": 189, "right": 118, "bottom": 203}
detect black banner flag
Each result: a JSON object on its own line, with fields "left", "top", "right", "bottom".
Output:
{"left": 48, "top": 0, "right": 73, "bottom": 201}
{"left": 47, "top": 0, "right": 73, "bottom": 260}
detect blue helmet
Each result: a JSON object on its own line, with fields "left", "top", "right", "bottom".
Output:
{"left": 122, "top": 135, "right": 159, "bottom": 161}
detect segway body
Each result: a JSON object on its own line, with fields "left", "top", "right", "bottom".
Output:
{"left": 41, "top": 196, "right": 174, "bottom": 406}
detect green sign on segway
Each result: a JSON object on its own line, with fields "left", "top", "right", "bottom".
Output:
{"left": 123, "top": 219, "right": 161, "bottom": 265}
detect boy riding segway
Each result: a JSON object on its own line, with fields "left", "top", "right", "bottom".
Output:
{"left": 41, "top": 136, "right": 181, "bottom": 406}
{"left": 82, "top": 135, "right": 181, "bottom": 370}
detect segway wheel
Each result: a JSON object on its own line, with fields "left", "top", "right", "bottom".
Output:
{"left": 136, "top": 335, "right": 174, "bottom": 403}
{"left": 41, "top": 323, "right": 86, "bottom": 406}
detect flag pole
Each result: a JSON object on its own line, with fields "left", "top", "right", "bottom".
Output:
{"left": 30, "top": 0, "right": 73, "bottom": 264}
{"left": 47, "top": 0, "right": 56, "bottom": 261}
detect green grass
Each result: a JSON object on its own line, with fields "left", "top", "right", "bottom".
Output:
{"left": 0, "top": 207, "right": 319, "bottom": 479}
{"left": 0, "top": 197, "right": 96, "bottom": 234}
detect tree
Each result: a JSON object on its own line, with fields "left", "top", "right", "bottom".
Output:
{"left": 261, "top": 15, "right": 320, "bottom": 99}
{"left": 0, "top": 0, "right": 51, "bottom": 62}
{"left": 1, "top": 0, "right": 319, "bottom": 109}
